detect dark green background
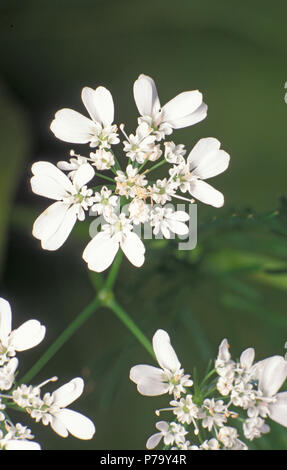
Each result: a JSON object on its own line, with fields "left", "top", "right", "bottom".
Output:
{"left": 0, "top": 0, "right": 287, "bottom": 450}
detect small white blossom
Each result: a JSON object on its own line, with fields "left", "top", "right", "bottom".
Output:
{"left": 164, "top": 142, "right": 186, "bottom": 164}
{"left": 146, "top": 421, "right": 187, "bottom": 450}
{"left": 130, "top": 329, "right": 193, "bottom": 398}
{"left": 217, "top": 426, "right": 239, "bottom": 448}
{"left": 31, "top": 162, "right": 95, "bottom": 250}
{"left": 90, "top": 149, "right": 115, "bottom": 170}
{"left": 92, "top": 186, "right": 119, "bottom": 220}
{"left": 133, "top": 74, "right": 207, "bottom": 141}
{"left": 150, "top": 206, "right": 189, "bottom": 239}
{"left": 115, "top": 165, "right": 148, "bottom": 199}
{"left": 50, "top": 86, "right": 119, "bottom": 149}
{"left": 149, "top": 178, "right": 177, "bottom": 205}
{"left": 169, "top": 138, "right": 230, "bottom": 208}
{"left": 128, "top": 198, "right": 150, "bottom": 225}
{"left": 0, "top": 298, "right": 46, "bottom": 367}
{"left": 57, "top": 153, "right": 88, "bottom": 179}
{"left": 27, "top": 378, "right": 96, "bottom": 440}
{"left": 122, "top": 122, "right": 157, "bottom": 164}
{"left": 83, "top": 213, "right": 145, "bottom": 272}
{"left": 200, "top": 438, "right": 220, "bottom": 450}
{"left": 170, "top": 395, "right": 200, "bottom": 431}
{"left": 243, "top": 417, "right": 270, "bottom": 440}
{"left": 201, "top": 399, "right": 228, "bottom": 431}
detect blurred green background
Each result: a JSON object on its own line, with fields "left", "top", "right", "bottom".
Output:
{"left": 1, "top": 0, "right": 287, "bottom": 449}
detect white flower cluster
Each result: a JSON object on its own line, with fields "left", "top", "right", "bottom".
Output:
{"left": 0, "top": 297, "right": 95, "bottom": 450}
{"left": 31, "top": 74, "right": 230, "bottom": 272}
{"left": 130, "top": 329, "right": 287, "bottom": 450}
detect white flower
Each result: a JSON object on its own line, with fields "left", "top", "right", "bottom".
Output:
{"left": 92, "top": 186, "right": 119, "bottom": 220}
{"left": 253, "top": 355, "right": 287, "bottom": 426}
{"left": 0, "top": 358, "right": 18, "bottom": 391}
{"left": 164, "top": 142, "right": 186, "bottom": 164}
{"left": 170, "top": 395, "right": 199, "bottom": 429}
{"left": 215, "top": 338, "right": 235, "bottom": 379}
{"left": 31, "top": 162, "right": 95, "bottom": 250}
{"left": 217, "top": 426, "right": 238, "bottom": 448}
{"left": 50, "top": 86, "right": 119, "bottom": 149}
{"left": 150, "top": 207, "right": 189, "bottom": 239}
{"left": 29, "top": 378, "right": 96, "bottom": 440}
{"left": 149, "top": 178, "right": 177, "bottom": 205}
{"left": 0, "top": 422, "right": 41, "bottom": 450}
{"left": 115, "top": 164, "right": 148, "bottom": 199}
{"left": 146, "top": 421, "right": 187, "bottom": 450}
{"left": 133, "top": 74, "right": 207, "bottom": 140}
{"left": 89, "top": 149, "right": 115, "bottom": 170}
{"left": 122, "top": 122, "right": 157, "bottom": 164}
{"left": 201, "top": 399, "right": 228, "bottom": 431}
{"left": 57, "top": 152, "right": 88, "bottom": 179}
{"left": 83, "top": 213, "right": 145, "bottom": 272}
{"left": 243, "top": 417, "right": 270, "bottom": 440}
{"left": 170, "top": 138, "right": 230, "bottom": 207}
{"left": 128, "top": 198, "right": 150, "bottom": 225}
{"left": 200, "top": 438, "right": 220, "bottom": 450}
{"left": 130, "top": 329, "right": 192, "bottom": 398}
{"left": 0, "top": 298, "right": 46, "bottom": 366}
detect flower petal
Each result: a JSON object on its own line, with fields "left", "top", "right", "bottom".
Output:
{"left": 170, "top": 102, "right": 207, "bottom": 129}
{"left": 72, "top": 163, "right": 95, "bottom": 189}
{"left": 50, "top": 416, "right": 69, "bottom": 438}
{"left": 55, "top": 409, "right": 95, "bottom": 440}
{"left": 146, "top": 432, "right": 163, "bottom": 450}
{"left": 152, "top": 329, "right": 181, "bottom": 372}
{"left": 189, "top": 179, "right": 224, "bottom": 208}
{"left": 133, "top": 74, "right": 161, "bottom": 117}
{"left": 162, "top": 91, "right": 202, "bottom": 125}
{"left": 130, "top": 365, "right": 164, "bottom": 384}
{"left": 187, "top": 138, "right": 230, "bottom": 180}
{"left": 31, "top": 162, "right": 73, "bottom": 200}
{"left": 0, "top": 298, "right": 12, "bottom": 343}
{"left": 32, "top": 201, "right": 71, "bottom": 244}
{"left": 120, "top": 232, "right": 145, "bottom": 267}
{"left": 167, "top": 219, "right": 189, "bottom": 236}
{"left": 53, "top": 378, "right": 84, "bottom": 408}
{"left": 50, "top": 108, "right": 96, "bottom": 144}
{"left": 83, "top": 232, "right": 119, "bottom": 272}
{"left": 10, "top": 320, "right": 46, "bottom": 352}
{"left": 269, "top": 391, "right": 287, "bottom": 427}
{"left": 137, "top": 378, "right": 168, "bottom": 396}
{"left": 5, "top": 440, "right": 41, "bottom": 450}
{"left": 240, "top": 348, "right": 255, "bottom": 369}
{"left": 81, "top": 86, "right": 114, "bottom": 126}
{"left": 37, "top": 204, "right": 78, "bottom": 251}
{"left": 257, "top": 356, "right": 287, "bottom": 397}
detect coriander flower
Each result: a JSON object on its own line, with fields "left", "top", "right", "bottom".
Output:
{"left": 0, "top": 298, "right": 46, "bottom": 366}
{"left": 83, "top": 213, "right": 145, "bottom": 272}
{"left": 31, "top": 162, "right": 95, "bottom": 250}
{"left": 27, "top": 378, "right": 96, "bottom": 440}
{"left": 253, "top": 355, "right": 287, "bottom": 426}
{"left": 130, "top": 329, "right": 192, "bottom": 398}
{"left": 150, "top": 206, "right": 189, "bottom": 239}
{"left": 133, "top": 74, "right": 207, "bottom": 140}
{"left": 50, "top": 86, "right": 119, "bottom": 149}
{"left": 146, "top": 421, "right": 188, "bottom": 450}
{"left": 170, "top": 137, "right": 230, "bottom": 207}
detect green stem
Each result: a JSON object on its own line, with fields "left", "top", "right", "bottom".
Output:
{"left": 20, "top": 252, "right": 153, "bottom": 384}
{"left": 20, "top": 297, "right": 102, "bottom": 384}
{"left": 94, "top": 172, "right": 115, "bottom": 183}
{"left": 106, "top": 298, "right": 154, "bottom": 358}
{"left": 146, "top": 159, "right": 167, "bottom": 174}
